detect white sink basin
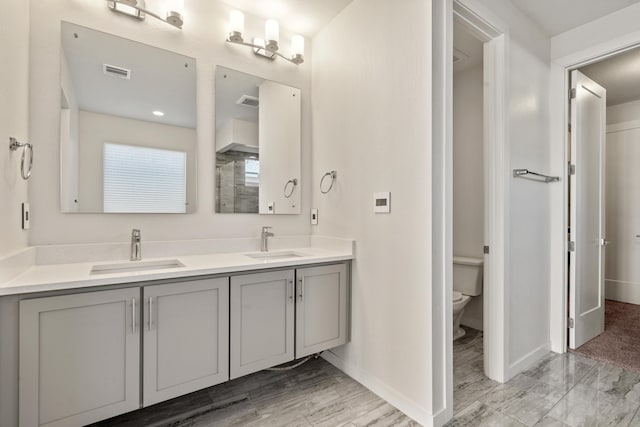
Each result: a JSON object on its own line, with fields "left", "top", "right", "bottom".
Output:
{"left": 245, "top": 251, "right": 307, "bottom": 260}
{"left": 90, "top": 259, "right": 185, "bottom": 275}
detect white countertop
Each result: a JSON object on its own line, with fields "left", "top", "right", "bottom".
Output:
{"left": 0, "top": 237, "right": 355, "bottom": 296}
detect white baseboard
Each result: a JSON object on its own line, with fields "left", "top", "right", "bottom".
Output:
{"left": 321, "top": 350, "right": 438, "bottom": 426}
{"left": 606, "top": 280, "right": 640, "bottom": 305}
{"left": 507, "top": 342, "right": 550, "bottom": 379}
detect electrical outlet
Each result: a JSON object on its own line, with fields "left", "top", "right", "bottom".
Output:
{"left": 22, "top": 203, "right": 30, "bottom": 230}
{"left": 311, "top": 208, "right": 318, "bottom": 225}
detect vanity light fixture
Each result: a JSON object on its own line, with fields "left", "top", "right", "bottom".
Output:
{"left": 152, "top": 110, "right": 165, "bottom": 116}
{"left": 107, "top": 0, "right": 184, "bottom": 29}
{"left": 226, "top": 10, "right": 304, "bottom": 65}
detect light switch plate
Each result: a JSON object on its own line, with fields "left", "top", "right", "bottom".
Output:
{"left": 22, "top": 203, "right": 30, "bottom": 229}
{"left": 311, "top": 208, "right": 318, "bottom": 225}
{"left": 373, "top": 192, "right": 390, "bottom": 213}
{"left": 267, "top": 202, "right": 275, "bottom": 214}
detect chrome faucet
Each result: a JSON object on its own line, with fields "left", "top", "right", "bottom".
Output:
{"left": 261, "top": 226, "right": 274, "bottom": 252}
{"left": 130, "top": 229, "right": 142, "bottom": 261}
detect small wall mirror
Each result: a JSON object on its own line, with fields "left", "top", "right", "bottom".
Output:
{"left": 215, "top": 66, "right": 301, "bottom": 214}
{"left": 59, "top": 22, "right": 197, "bottom": 213}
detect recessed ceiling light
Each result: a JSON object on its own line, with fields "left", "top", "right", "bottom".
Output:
{"left": 153, "top": 111, "right": 164, "bottom": 116}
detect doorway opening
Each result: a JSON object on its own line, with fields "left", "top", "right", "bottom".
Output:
{"left": 566, "top": 45, "right": 640, "bottom": 372}
{"left": 451, "top": 10, "right": 487, "bottom": 412}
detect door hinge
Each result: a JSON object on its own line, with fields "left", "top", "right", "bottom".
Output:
{"left": 568, "top": 318, "right": 575, "bottom": 329}
{"left": 568, "top": 123, "right": 571, "bottom": 133}
{"left": 570, "top": 88, "right": 576, "bottom": 99}
{"left": 568, "top": 241, "right": 575, "bottom": 252}
{"left": 483, "top": 245, "right": 490, "bottom": 254}
{"left": 569, "top": 164, "right": 576, "bottom": 176}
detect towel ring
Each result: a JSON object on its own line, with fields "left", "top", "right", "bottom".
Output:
{"left": 9, "top": 137, "right": 33, "bottom": 180}
{"left": 283, "top": 178, "right": 297, "bottom": 198}
{"left": 320, "top": 170, "right": 337, "bottom": 194}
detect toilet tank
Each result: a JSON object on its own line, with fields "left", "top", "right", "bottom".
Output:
{"left": 453, "top": 256, "right": 483, "bottom": 296}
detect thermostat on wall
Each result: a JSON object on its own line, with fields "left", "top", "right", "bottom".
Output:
{"left": 373, "top": 192, "right": 390, "bottom": 213}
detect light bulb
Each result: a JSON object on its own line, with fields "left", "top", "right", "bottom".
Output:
{"left": 265, "top": 19, "right": 279, "bottom": 52}
{"left": 291, "top": 35, "right": 304, "bottom": 56}
{"left": 229, "top": 10, "right": 244, "bottom": 41}
{"left": 166, "top": 0, "right": 184, "bottom": 15}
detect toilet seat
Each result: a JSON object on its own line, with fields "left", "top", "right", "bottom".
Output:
{"left": 453, "top": 291, "right": 464, "bottom": 302}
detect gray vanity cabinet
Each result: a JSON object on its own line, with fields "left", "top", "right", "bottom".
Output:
{"left": 295, "top": 263, "right": 349, "bottom": 358}
{"left": 19, "top": 287, "right": 140, "bottom": 427}
{"left": 142, "top": 278, "right": 229, "bottom": 406}
{"left": 230, "top": 270, "right": 295, "bottom": 379}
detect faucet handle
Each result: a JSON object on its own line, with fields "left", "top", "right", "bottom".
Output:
{"left": 132, "top": 229, "right": 141, "bottom": 237}
{"left": 262, "top": 226, "right": 272, "bottom": 232}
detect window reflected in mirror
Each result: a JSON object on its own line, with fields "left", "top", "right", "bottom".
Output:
{"left": 59, "top": 22, "right": 197, "bottom": 213}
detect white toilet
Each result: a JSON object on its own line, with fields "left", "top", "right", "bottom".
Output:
{"left": 453, "top": 256, "right": 483, "bottom": 340}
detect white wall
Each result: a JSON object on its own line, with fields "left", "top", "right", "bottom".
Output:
{"left": 453, "top": 64, "right": 484, "bottom": 330}
{"left": 28, "top": 0, "right": 312, "bottom": 245}
{"left": 473, "top": 0, "right": 552, "bottom": 373}
{"left": 75, "top": 111, "right": 197, "bottom": 212}
{"left": 0, "top": 0, "right": 30, "bottom": 258}
{"left": 549, "top": 0, "right": 640, "bottom": 353}
{"left": 60, "top": 50, "right": 79, "bottom": 212}
{"left": 453, "top": 65, "right": 484, "bottom": 258}
{"left": 608, "top": 100, "right": 640, "bottom": 125}
{"left": 311, "top": 0, "right": 433, "bottom": 423}
{"left": 605, "top": 101, "right": 640, "bottom": 305}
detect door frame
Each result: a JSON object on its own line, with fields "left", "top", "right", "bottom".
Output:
{"left": 549, "top": 38, "right": 640, "bottom": 354}
{"left": 433, "top": 0, "right": 508, "bottom": 423}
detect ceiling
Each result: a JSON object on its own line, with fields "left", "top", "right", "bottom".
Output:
{"left": 221, "top": 0, "right": 354, "bottom": 37}
{"left": 453, "top": 18, "right": 483, "bottom": 74}
{"left": 579, "top": 46, "right": 640, "bottom": 106}
{"left": 62, "top": 22, "right": 196, "bottom": 128}
{"left": 215, "top": 66, "right": 262, "bottom": 129}
{"left": 511, "top": 0, "right": 640, "bottom": 36}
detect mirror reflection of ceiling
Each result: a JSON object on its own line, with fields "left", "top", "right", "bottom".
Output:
{"left": 511, "top": 0, "right": 640, "bottom": 36}
{"left": 580, "top": 46, "right": 640, "bottom": 106}
{"left": 453, "top": 17, "right": 483, "bottom": 74}
{"left": 61, "top": 22, "right": 196, "bottom": 129}
{"left": 221, "top": 0, "right": 353, "bottom": 36}
{"left": 215, "top": 67, "right": 264, "bottom": 129}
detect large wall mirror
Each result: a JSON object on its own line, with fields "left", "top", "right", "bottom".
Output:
{"left": 59, "top": 22, "right": 197, "bottom": 213}
{"left": 215, "top": 66, "right": 301, "bottom": 214}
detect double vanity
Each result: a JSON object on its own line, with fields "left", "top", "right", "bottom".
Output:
{"left": 0, "top": 236, "right": 354, "bottom": 427}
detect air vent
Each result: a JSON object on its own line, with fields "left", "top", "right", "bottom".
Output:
{"left": 453, "top": 48, "right": 469, "bottom": 65}
{"left": 103, "top": 64, "right": 131, "bottom": 79}
{"left": 236, "top": 95, "right": 259, "bottom": 108}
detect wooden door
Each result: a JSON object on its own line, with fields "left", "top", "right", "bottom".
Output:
{"left": 296, "top": 263, "right": 349, "bottom": 358}
{"left": 19, "top": 288, "right": 140, "bottom": 427}
{"left": 230, "top": 270, "right": 294, "bottom": 379}
{"left": 143, "top": 278, "right": 229, "bottom": 406}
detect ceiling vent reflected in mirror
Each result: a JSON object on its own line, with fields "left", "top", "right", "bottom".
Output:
{"left": 103, "top": 64, "right": 131, "bottom": 80}
{"left": 236, "top": 94, "right": 259, "bottom": 108}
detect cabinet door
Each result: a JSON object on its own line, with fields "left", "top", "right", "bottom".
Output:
{"left": 296, "top": 263, "right": 349, "bottom": 358}
{"left": 230, "top": 270, "right": 294, "bottom": 379}
{"left": 143, "top": 278, "right": 229, "bottom": 406}
{"left": 19, "top": 288, "right": 140, "bottom": 427}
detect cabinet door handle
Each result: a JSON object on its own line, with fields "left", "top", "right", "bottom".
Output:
{"left": 132, "top": 298, "right": 136, "bottom": 334}
{"left": 298, "top": 278, "right": 304, "bottom": 302}
{"left": 148, "top": 296, "right": 153, "bottom": 331}
{"left": 288, "top": 280, "right": 294, "bottom": 303}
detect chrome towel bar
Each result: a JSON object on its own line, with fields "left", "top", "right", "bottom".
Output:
{"left": 513, "top": 169, "right": 559, "bottom": 183}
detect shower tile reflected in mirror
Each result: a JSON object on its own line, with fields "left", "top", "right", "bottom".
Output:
{"left": 215, "top": 67, "right": 301, "bottom": 215}
{"left": 59, "top": 22, "right": 197, "bottom": 213}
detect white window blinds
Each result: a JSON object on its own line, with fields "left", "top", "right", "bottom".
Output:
{"left": 103, "top": 143, "right": 187, "bottom": 213}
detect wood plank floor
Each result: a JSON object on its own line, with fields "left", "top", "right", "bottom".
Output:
{"left": 91, "top": 356, "right": 420, "bottom": 427}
